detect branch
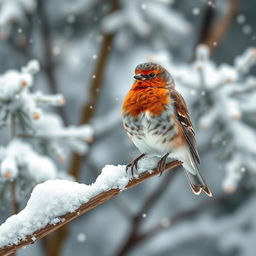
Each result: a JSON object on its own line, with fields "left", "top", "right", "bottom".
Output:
{"left": 87, "top": 159, "right": 133, "bottom": 218}
{"left": 11, "top": 181, "right": 19, "bottom": 215}
{"left": 48, "top": 1, "right": 120, "bottom": 254}
{"left": 69, "top": 0, "right": 119, "bottom": 179}
{"left": 0, "top": 160, "right": 182, "bottom": 256}
{"left": 203, "top": 0, "right": 238, "bottom": 54}
{"left": 196, "top": 0, "right": 216, "bottom": 47}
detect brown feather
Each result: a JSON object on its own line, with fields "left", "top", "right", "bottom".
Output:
{"left": 171, "top": 89, "right": 212, "bottom": 197}
{"left": 170, "top": 90, "right": 200, "bottom": 165}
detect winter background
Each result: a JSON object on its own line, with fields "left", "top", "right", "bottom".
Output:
{"left": 0, "top": 0, "right": 256, "bottom": 255}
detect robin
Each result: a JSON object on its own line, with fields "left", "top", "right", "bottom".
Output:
{"left": 122, "top": 62, "right": 212, "bottom": 197}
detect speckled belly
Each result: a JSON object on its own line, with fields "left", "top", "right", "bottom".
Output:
{"left": 123, "top": 110, "right": 178, "bottom": 156}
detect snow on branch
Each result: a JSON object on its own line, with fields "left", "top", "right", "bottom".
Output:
{"left": 0, "top": 158, "right": 182, "bottom": 256}
{"left": 0, "top": 139, "right": 58, "bottom": 182}
{"left": 0, "top": 60, "right": 93, "bottom": 203}
{"left": 20, "top": 113, "right": 93, "bottom": 160}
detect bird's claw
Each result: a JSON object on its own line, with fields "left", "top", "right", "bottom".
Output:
{"left": 126, "top": 153, "right": 146, "bottom": 177}
{"left": 157, "top": 153, "right": 169, "bottom": 176}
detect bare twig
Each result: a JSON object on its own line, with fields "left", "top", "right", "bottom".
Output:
{"left": 202, "top": 0, "right": 238, "bottom": 54}
{"left": 0, "top": 160, "right": 182, "bottom": 256}
{"left": 196, "top": 0, "right": 216, "bottom": 48}
{"left": 10, "top": 181, "right": 19, "bottom": 215}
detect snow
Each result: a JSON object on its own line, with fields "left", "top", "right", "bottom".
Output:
{"left": 0, "top": 156, "right": 18, "bottom": 180}
{"left": 235, "top": 48, "right": 256, "bottom": 74}
{"left": 77, "top": 233, "right": 87, "bottom": 243}
{"left": 101, "top": 0, "right": 191, "bottom": 48}
{"left": 33, "top": 92, "right": 65, "bottom": 106}
{"left": 0, "top": 139, "right": 58, "bottom": 183}
{"left": 242, "top": 25, "right": 252, "bottom": 35}
{"left": 236, "top": 14, "right": 246, "bottom": 24}
{"left": 31, "top": 113, "right": 93, "bottom": 156}
{"left": 0, "top": 0, "right": 256, "bottom": 255}
{"left": 172, "top": 44, "right": 256, "bottom": 192}
{"left": 192, "top": 8, "right": 200, "bottom": 16}
{"left": 0, "top": 60, "right": 94, "bottom": 204}
{"left": 0, "top": 0, "right": 36, "bottom": 38}
{"left": 0, "top": 156, "right": 158, "bottom": 247}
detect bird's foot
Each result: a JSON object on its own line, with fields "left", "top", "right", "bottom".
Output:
{"left": 126, "top": 153, "right": 146, "bottom": 176}
{"left": 156, "top": 153, "right": 169, "bottom": 176}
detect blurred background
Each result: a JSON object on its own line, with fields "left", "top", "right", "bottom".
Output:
{"left": 1, "top": 0, "right": 256, "bottom": 255}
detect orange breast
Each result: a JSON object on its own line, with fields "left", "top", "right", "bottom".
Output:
{"left": 122, "top": 87, "right": 171, "bottom": 118}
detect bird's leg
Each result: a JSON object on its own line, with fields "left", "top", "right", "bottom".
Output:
{"left": 156, "top": 153, "right": 169, "bottom": 176}
{"left": 126, "top": 153, "right": 146, "bottom": 176}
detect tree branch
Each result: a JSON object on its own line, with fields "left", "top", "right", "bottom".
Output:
{"left": 202, "top": 0, "right": 239, "bottom": 54}
{"left": 47, "top": 1, "right": 120, "bottom": 254}
{"left": 0, "top": 160, "right": 182, "bottom": 256}
{"left": 69, "top": 0, "right": 119, "bottom": 179}
{"left": 10, "top": 181, "right": 19, "bottom": 215}
{"left": 196, "top": 0, "right": 216, "bottom": 47}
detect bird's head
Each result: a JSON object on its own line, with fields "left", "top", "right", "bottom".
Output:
{"left": 133, "top": 62, "right": 174, "bottom": 89}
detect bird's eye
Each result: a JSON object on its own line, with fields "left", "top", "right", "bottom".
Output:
{"left": 149, "top": 73, "right": 156, "bottom": 77}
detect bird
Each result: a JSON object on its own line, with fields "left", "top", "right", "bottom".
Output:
{"left": 122, "top": 62, "right": 212, "bottom": 197}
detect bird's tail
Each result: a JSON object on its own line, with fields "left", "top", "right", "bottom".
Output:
{"left": 184, "top": 168, "right": 212, "bottom": 197}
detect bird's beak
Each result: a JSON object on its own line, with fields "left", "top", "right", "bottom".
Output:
{"left": 134, "top": 74, "right": 146, "bottom": 80}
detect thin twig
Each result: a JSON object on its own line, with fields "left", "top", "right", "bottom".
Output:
{"left": 16, "top": 133, "right": 92, "bottom": 143}
{"left": 10, "top": 114, "right": 19, "bottom": 215}
{"left": 10, "top": 114, "right": 16, "bottom": 138}
{"left": 10, "top": 181, "right": 19, "bottom": 215}
{"left": 0, "top": 160, "right": 182, "bottom": 256}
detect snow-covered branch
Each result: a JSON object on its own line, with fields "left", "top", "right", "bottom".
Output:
{"left": 173, "top": 44, "right": 256, "bottom": 193}
{"left": 0, "top": 61, "right": 93, "bottom": 204}
{"left": 0, "top": 158, "right": 182, "bottom": 256}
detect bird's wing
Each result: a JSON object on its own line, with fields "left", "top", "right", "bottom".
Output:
{"left": 170, "top": 89, "right": 200, "bottom": 165}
